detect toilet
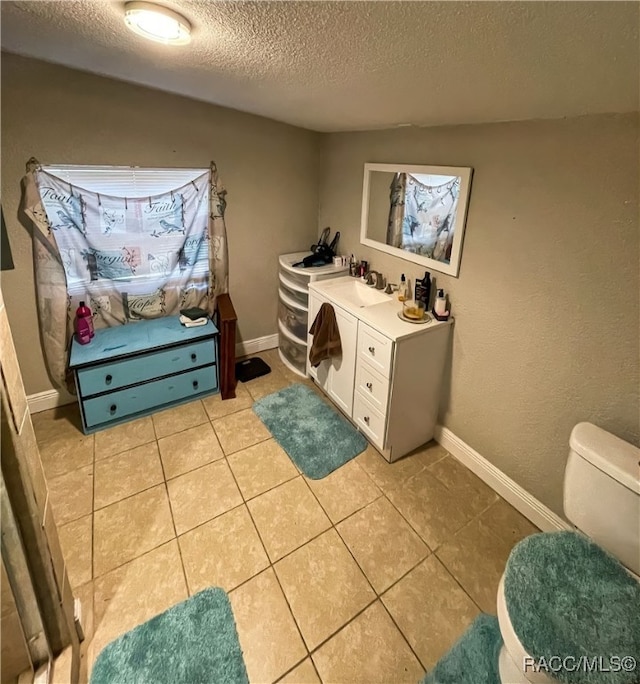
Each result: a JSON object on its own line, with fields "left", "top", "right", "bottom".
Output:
{"left": 496, "top": 422, "right": 640, "bottom": 684}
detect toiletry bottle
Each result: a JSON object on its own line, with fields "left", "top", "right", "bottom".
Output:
{"left": 75, "top": 301, "right": 94, "bottom": 339}
{"left": 398, "top": 274, "right": 408, "bottom": 301}
{"left": 434, "top": 289, "right": 447, "bottom": 316}
{"left": 415, "top": 271, "right": 431, "bottom": 309}
{"left": 75, "top": 311, "right": 92, "bottom": 345}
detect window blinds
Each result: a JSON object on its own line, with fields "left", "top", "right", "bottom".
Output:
{"left": 42, "top": 165, "right": 208, "bottom": 198}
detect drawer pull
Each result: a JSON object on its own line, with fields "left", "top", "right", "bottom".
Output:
{"left": 368, "top": 346, "right": 375, "bottom": 354}
{"left": 109, "top": 404, "right": 117, "bottom": 414}
{"left": 105, "top": 374, "right": 113, "bottom": 385}
{"left": 191, "top": 353, "right": 197, "bottom": 361}
{"left": 193, "top": 380, "right": 199, "bottom": 390}
{"left": 366, "top": 382, "right": 373, "bottom": 390}
{"left": 363, "top": 416, "right": 370, "bottom": 424}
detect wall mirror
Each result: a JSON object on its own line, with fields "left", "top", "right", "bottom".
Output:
{"left": 360, "top": 163, "right": 473, "bottom": 277}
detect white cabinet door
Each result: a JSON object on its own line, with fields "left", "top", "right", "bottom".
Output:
{"left": 307, "top": 291, "right": 331, "bottom": 391}
{"left": 327, "top": 305, "right": 358, "bottom": 416}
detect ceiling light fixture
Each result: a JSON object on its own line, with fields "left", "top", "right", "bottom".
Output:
{"left": 124, "top": 2, "right": 191, "bottom": 46}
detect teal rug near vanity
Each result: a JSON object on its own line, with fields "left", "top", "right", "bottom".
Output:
{"left": 253, "top": 383, "right": 368, "bottom": 479}
{"left": 422, "top": 614, "right": 502, "bottom": 684}
{"left": 90, "top": 588, "right": 248, "bottom": 684}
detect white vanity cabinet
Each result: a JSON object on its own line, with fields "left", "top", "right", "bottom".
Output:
{"left": 308, "top": 291, "right": 358, "bottom": 415}
{"left": 308, "top": 277, "right": 452, "bottom": 462}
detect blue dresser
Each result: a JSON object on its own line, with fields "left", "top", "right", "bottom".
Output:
{"left": 69, "top": 317, "right": 219, "bottom": 434}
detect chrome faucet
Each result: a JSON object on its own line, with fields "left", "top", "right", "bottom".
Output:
{"left": 364, "top": 270, "right": 386, "bottom": 290}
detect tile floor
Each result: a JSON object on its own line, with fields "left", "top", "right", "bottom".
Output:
{"left": 32, "top": 348, "right": 539, "bottom": 683}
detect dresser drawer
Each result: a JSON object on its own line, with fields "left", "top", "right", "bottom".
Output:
{"left": 353, "top": 392, "right": 386, "bottom": 450}
{"left": 355, "top": 361, "right": 390, "bottom": 414}
{"left": 357, "top": 323, "right": 393, "bottom": 378}
{"left": 82, "top": 366, "right": 217, "bottom": 428}
{"left": 77, "top": 338, "right": 215, "bottom": 397}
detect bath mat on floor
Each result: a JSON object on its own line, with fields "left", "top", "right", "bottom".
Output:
{"left": 90, "top": 588, "right": 248, "bottom": 684}
{"left": 252, "top": 382, "right": 368, "bottom": 479}
{"left": 422, "top": 614, "right": 502, "bottom": 684}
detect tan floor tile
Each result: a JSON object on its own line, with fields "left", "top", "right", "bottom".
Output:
{"left": 32, "top": 404, "right": 85, "bottom": 443}
{"left": 427, "top": 455, "right": 498, "bottom": 517}
{"left": 478, "top": 498, "right": 540, "bottom": 547}
{"left": 385, "top": 469, "right": 473, "bottom": 550}
{"left": 167, "top": 460, "right": 243, "bottom": 535}
{"left": 151, "top": 400, "right": 209, "bottom": 439}
{"left": 356, "top": 441, "right": 443, "bottom": 493}
{"left": 179, "top": 505, "right": 269, "bottom": 594}
{"left": 48, "top": 464, "right": 93, "bottom": 525}
{"left": 312, "top": 601, "right": 424, "bottom": 684}
{"left": 202, "top": 382, "right": 253, "bottom": 420}
{"left": 243, "top": 367, "right": 292, "bottom": 401}
{"left": 436, "top": 515, "right": 515, "bottom": 614}
{"left": 39, "top": 435, "right": 94, "bottom": 480}
{"left": 262, "top": 349, "right": 307, "bottom": 385}
{"left": 227, "top": 439, "right": 298, "bottom": 500}
{"left": 90, "top": 541, "right": 187, "bottom": 673}
{"left": 94, "top": 442, "right": 164, "bottom": 510}
{"left": 58, "top": 515, "right": 92, "bottom": 589}
{"left": 94, "top": 416, "right": 155, "bottom": 461}
{"left": 382, "top": 555, "right": 480, "bottom": 670}
{"left": 337, "top": 497, "right": 429, "bottom": 593}
{"left": 158, "top": 423, "right": 224, "bottom": 480}
{"left": 306, "top": 459, "right": 381, "bottom": 523}
{"left": 248, "top": 477, "right": 331, "bottom": 562}
{"left": 93, "top": 485, "right": 174, "bottom": 577}
{"left": 277, "top": 658, "right": 320, "bottom": 684}
{"left": 274, "top": 529, "right": 375, "bottom": 650}
{"left": 212, "top": 408, "right": 271, "bottom": 454}
{"left": 230, "top": 568, "right": 307, "bottom": 683}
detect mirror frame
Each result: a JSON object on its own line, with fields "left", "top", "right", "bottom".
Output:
{"left": 360, "top": 162, "right": 473, "bottom": 277}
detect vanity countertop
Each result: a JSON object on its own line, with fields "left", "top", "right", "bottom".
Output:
{"left": 309, "top": 276, "right": 452, "bottom": 342}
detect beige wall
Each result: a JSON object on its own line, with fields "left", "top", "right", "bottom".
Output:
{"left": 1, "top": 53, "right": 320, "bottom": 395}
{"left": 318, "top": 113, "right": 639, "bottom": 515}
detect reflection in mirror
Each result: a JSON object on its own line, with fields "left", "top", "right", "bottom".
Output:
{"left": 361, "top": 163, "right": 472, "bottom": 277}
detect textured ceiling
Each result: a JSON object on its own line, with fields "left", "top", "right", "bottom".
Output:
{"left": 1, "top": 1, "right": 638, "bottom": 132}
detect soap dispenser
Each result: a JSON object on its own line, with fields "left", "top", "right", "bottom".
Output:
{"left": 434, "top": 289, "right": 447, "bottom": 316}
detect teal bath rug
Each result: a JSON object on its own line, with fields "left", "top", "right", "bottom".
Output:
{"left": 90, "top": 588, "right": 248, "bottom": 684}
{"left": 422, "top": 614, "right": 502, "bottom": 684}
{"left": 253, "top": 382, "right": 368, "bottom": 479}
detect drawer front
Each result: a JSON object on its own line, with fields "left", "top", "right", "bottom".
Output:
{"left": 357, "top": 323, "right": 393, "bottom": 378}
{"left": 278, "top": 292, "right": 308, "bottom": 342}
{"left": 353, "top": 392, "right": 386, "bottom": 449}
{"left": 355, "top": 361, "right": 390, "bottom": 414}
{"left": 77, "top": 339, "right": 215, "bottom": 397}
{"left": 279, "top": 275, "right": 309, "bottom": 308}
{"left": 83, "top": 366, "right": 217, "bottom": 428}
{"left": 278, "top": 331, "right": 307, "bottom": 375}
{"left": 280, "top": 266, "right": 310, "bottom": 289}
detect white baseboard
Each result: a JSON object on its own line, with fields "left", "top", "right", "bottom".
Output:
{"left": 435, "top": 425, "right": 570, "bottom": 533}
{"left": 28, "top": 334, "right": 280, "bottom": 414}
{"left": 236, "top": 333, "right": 279, "bottom": 358}
{"left": 27, "top": 389, "right": 76, "bottom": 414}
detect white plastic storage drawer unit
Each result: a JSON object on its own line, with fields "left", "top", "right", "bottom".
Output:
{"left": 277, "top": 252, "right": 348, "bottom": 378}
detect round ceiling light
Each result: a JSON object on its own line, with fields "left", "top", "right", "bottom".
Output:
{"left": 124, "top": 2, "right": 191, "bottom": 45}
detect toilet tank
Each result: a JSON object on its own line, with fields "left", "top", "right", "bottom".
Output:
{"left": 564, "top": 422, "right": 640, "bottom": 575}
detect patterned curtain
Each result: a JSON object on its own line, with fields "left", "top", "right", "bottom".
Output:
{"left": 386, "top": 172, "right": 406, "bottom": 249}
{"left": 400, "top": 174, "right": 460, "bottom": 262}
{"left": 21, "top": 160, "right": 229, "bottom": 392}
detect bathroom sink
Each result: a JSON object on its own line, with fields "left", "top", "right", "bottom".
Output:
{"left": 327, "top": 279, "right": 391, "bottom": 309}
